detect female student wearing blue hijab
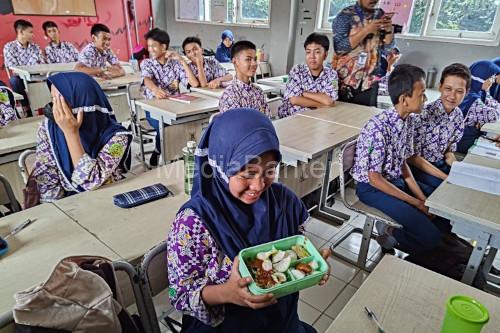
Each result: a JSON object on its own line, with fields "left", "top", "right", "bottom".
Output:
{"left": 215, "top": 30, "right": 234, "bottom": 63}
{"left": 167, "top": 108, "right": 331, "bottom": 333}
{"left": 492, "top": 57, "right": 500, "bottom": 101}
{"left": 457, "top": 60, "right": 500, "bottom": 153}
{"left": 32, "top": 72, "right": 132, "bottom": 202}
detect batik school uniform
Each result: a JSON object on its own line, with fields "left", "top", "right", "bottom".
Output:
{"left": 277, "top": 63, "right": 338, "bottom": 118}
{"left": 140, "top": 58, "right": 189, "bottom": 153}
{"left": 3, "top": 40, "right": 45, "bottom": 110}
{"left": 188, "top": 56, "right": 228, "bottom": 84}
{"left": 219, "top": 78, "right": 271, "bottom": 116}
{"left": 351, "top": 108, "right": 443, "bottom": 255}
{"left": 77, "top": 43, "right": 120, "bottom": 69}
{"left": 412, "top": 98, "right": 464, "bottom": 189}
{"left": 458, "top": 92, "right": 500, "bottom": 153}
{"left": 45, "top": 41, "right": 79, "bottom": 64}
{"left": 0, "top": 87, "right": 17, "bottom": 127}
{"left": 32, "top": 119, "right": 130, "bottom": 203}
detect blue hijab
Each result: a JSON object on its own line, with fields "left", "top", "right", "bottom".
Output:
{"left": 457, "top": 60, "right": 500, "bottom": 153}
{"left": 47, "top": 72, "right": 131, "bottom": 192}
{"left": 492, "top": 57, "right": 500, "bottom": 101}
{"left": 215, "top": 30, "right": 233, "bottom": 63}
{"left": 179, "top": 108, "right": 312, "bottom": 333}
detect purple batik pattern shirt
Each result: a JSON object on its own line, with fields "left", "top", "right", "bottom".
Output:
{"left": 219, "top": 78, "right": 271, "bottom": 116}
{"left": 45, "top": 41, "right": 79, "bottom": 64}
{"left": 278, "top": 64, "right": 339, "bottom": 118}
{"left": 188, "top": 56, "right": 227, "bottom": 83}
{"left": 3, "top": 40, "right": 45, "bottom": 67}
{"left": 463, "top": 94, "right": 500, "bottom": 127}
{"left": 415, "top": 99, "right": 464, "bottom": 163}
{"left": 0, "top": 103, "right": 17, "bottom": 127}
{"left": 78, "top": 43, "right": 119, "bottom": 69}
{"left": 140, "top": 58, "right": 188, "bottom": 99}
{"left": 32, "top": 120, "right": 129, "bottom": 202}
{"left": 167, "top": 208, "right": 308, "bottom": 326}
{"left": 351, "top": 108, "right": 417, "bottom": 183}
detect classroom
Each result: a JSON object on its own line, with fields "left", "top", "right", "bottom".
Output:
{"left": 0, "top": 0, "right": 499, "bottom": 332}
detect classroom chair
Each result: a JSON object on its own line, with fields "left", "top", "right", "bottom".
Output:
{"left": 329, "top": 139, "right": 401, "bottom": 271}
{"left": 0, "top": 311, "right": 14, "bottom": 333}
{"left": 0, "top": 174, "right": 21, "bottom": 215}
{"left": 18, "top": 149, "right": 36, "bottom": 185}
{"left": 139, "top": 241, "right": 182, "bottom": 333}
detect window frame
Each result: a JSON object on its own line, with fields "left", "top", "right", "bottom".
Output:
{"left": 314, "top": 0, "right": 500, "bottom": 46}
{"left": 174, "top": 0, "right": 271, "bottom": 28}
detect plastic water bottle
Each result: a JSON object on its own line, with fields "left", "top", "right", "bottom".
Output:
{"left": 183, "top": 141, "right": 197, "bottom": 195}
{"left": 130, "top": 57, "right": 139, "bottom": 72}
{"left": 426, "top": 66, "right": 437, "bottom": 89}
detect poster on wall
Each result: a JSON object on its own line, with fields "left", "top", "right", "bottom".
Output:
{"left": 211, "top": 0, "right": 226, "bottom": 23}
{"left": 179, "top": 0, "right": 200, "bottom": 20}
{"left": 380, "top": 0, "right": 413, "bottom": 29}
{"left": 12, "top": 0, "right": 97, "bottom": 16}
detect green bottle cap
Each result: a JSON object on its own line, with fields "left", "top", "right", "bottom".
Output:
{"left": 447, "top": 295, "right": 489, "bottom": 324}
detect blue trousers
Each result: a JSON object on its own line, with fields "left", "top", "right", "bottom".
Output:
{"left": 145, "top": 111, "right": 161, "bottom": 154}
{"left": 411, "top": 159, "right": 450, "bottom": 190}
{"left": 357, "top": 178, "right": 450, "bottom": 255}
{"left": 9, "top": 75, "right": 30, "bottom": 110}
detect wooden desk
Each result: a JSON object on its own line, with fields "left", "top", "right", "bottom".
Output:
{"left": 426, "top": 154, "right": 500, "bottom": 288}
{"left": 0, "top": 203, "right": 120, "bottom": 317}
{"left": 298, "top": 102, "right": 381, "bottom": 129}
{"left": 274, "top": 115, "right": 359, "bottom": 221}
{"left": 326, "top": 256, "right": 500, "bottom": 333}
{"left": 191, "top": 83, "right": 278, "bottom": 99}
{"left": 482, "top": 121, "right": 500, "bottom": 135}
{"left": 52, "top": 162, "right": 188, "bottom": 262}
{"left": 0, "top": 116, "right": 42, "bottom": 202}
{"left": 257, "top": 75, "right": 287, "bottom": 91}
{"left": 9, "top": 63, "right": 78, "bottom": 81}
{"left": 136, "top": 93, "right": 219, "bottom": 163}
{"left": 96, "top": 73, "right": 142, "bottom": 90}
{"left": 97, "top": 73, "right": 143, "bottom": 123}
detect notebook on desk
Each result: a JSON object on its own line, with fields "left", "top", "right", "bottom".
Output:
{"left": 167, "top": 93, "right": 200, "bottom": 104}
{"left": 447, "top": 162, "right": 500, "bottom": 195}
{"left": 469, "top": 137, "right": 500, "bottom": 160}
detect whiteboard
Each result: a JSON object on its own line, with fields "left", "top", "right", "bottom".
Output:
{"left": 12, "top": 0, "right": 97, "bottom": 16}
{"left": 178, "top": 0, "right": 200, "bottom": 20}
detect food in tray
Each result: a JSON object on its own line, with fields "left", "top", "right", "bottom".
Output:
{"left": 246, "top": 245, "right": 319, "bottom": 289}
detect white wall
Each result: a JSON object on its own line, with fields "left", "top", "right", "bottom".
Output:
{"left": 156, "top": 0, "right": 295, "bottom": 75}
{"left": 153, "top": 0, "right": 500, "bottom": 81}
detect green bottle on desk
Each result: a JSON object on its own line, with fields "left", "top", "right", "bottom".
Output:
{"left": 441, "top": 295, "right": 489, "bottom": 333}
{"left": 183, "top": 141, "right": 197, "bottom": 195}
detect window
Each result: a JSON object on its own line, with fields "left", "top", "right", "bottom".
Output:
{"left": 175, "top": 0, "right": 271, "bottom": 27}
{"left": 317, "top": 0, "right": 500, "bottom": 45}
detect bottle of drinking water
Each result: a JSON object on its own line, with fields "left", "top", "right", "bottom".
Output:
{"left": 183, "top": 141, "right": 197, "bottom": 195}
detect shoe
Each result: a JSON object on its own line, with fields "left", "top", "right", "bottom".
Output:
{"left": 375, "top": 221, "right": 398, "bottom": 250}
{"left": 149, "top": 152, "right": 159, "bottom": 167}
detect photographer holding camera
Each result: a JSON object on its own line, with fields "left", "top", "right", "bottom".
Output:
{"left": 332, "top": 0, "right": 397, "bottom": 106}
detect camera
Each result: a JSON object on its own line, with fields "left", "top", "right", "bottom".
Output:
{"left": 379, "top": 24, "right": 403, "bottom": 39}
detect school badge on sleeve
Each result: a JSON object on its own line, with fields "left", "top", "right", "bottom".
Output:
{"left": 109, "top": 143, "right": 125, "bottom": 158}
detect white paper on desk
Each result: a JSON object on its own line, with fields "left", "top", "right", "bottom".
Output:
{"left": 469, "top": 146, "right": 500, "bottom": 161}
{"left": 447, "top": 162, "right": 500, "bottom": 195}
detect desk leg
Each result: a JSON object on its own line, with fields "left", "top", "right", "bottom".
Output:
{"left": 159, "top": 115, "right": 167, "bottom": 166}
{"left": 317, "top": 149, "right": 350, "bottom": 223}
{"left": 462, "top": 231, "right": 490, "bottom": 285}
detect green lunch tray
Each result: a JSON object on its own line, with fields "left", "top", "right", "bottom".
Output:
{"left": 238, "top": 235, "right": 328, "bottom": 299}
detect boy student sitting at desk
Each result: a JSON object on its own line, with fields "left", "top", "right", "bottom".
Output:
{"left": 408, "top": 63, "right": 470, "bottom": 190}
{"left": 277, "top": 32, "right": 338, "bottom": 119}
{"left": 42, "top": 21, "right": 79, "bottom": 64}
{"left": 351, "top": 64, "right": 451, "bottom": 255}
{"left": 75, "top": 24, "right": 125, "bottom": 79}
{"left": 140, "top": 28, "right": 199, "bottom": 166}
{"left": 182, "top": 36, "right": 233, "bottom": 88}
{"left": 3, "top": 19, "right": 45, "bottom": 117}
{"left": 219, "top": 41, "right": 270, "bottom": 116}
